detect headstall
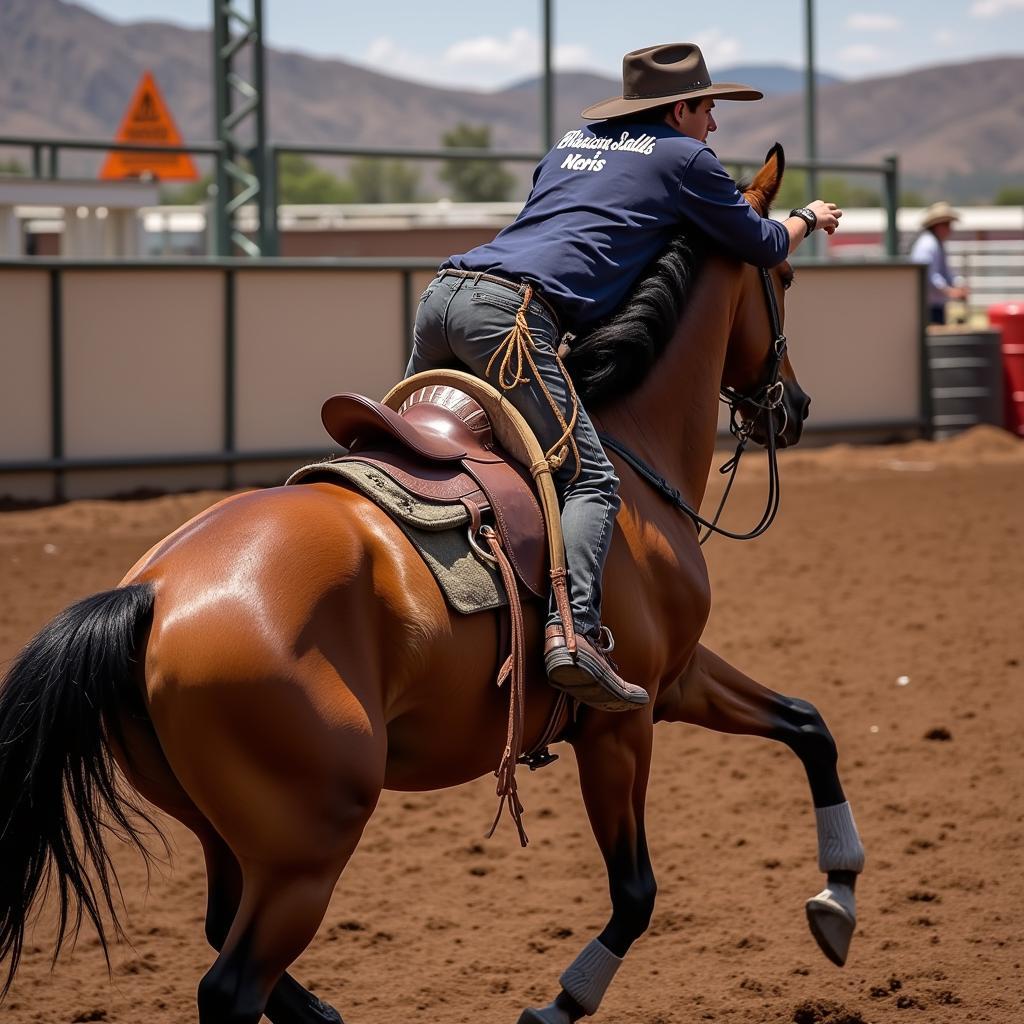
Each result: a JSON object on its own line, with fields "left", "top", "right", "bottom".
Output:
{"left": 599, "top": 267, "right": 789, "bottom": 544}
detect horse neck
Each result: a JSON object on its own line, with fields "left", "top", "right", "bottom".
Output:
{"left": 601, "top": 257, "right": 743, "bottom": 510}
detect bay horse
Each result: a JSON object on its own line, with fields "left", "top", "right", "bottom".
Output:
{"left": 0, "top": 146, "right": 864, "bottom": 1024}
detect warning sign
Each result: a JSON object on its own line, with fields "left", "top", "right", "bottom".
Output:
{"left": 100, "top": 70, "right": 199, "bottom": 182}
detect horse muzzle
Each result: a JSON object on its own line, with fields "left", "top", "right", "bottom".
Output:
{"left": 745, "top": 382, "right": 810, "bottom": 449}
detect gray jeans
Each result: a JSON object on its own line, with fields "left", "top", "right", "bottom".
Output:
{"left": 406, "top": 272, "right": 620, "bottom": 637}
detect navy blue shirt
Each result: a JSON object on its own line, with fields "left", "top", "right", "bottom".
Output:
{"left": 446, "top": 121, "right": 788, "bottom": 330}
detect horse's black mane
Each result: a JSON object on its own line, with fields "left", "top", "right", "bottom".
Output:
{"left": 564, "top": 232, "right": 702, "bottom": 406}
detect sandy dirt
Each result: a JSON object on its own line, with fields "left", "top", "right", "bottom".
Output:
{"left": 1, "top": 427, "right": 1022, "bottom": 1024}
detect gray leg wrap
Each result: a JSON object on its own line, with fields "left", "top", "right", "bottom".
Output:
{"left": 815, "top": 801, "right": 865, "bottom": 873}
{"left": 521, "top": 1003, "right": 573, "bottom": 1024}
{"left": 558, "top": 938, "right": 623, "bottom": 1016}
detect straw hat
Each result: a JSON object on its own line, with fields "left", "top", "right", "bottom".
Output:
{"left": 921, "top": 201, "right": 960, "bottom": 230}
{"left": 581, "top": 42, "right": 762, "bottom": 120}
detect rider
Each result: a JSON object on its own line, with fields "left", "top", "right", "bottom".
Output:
{"left": 407, "top": 42, "right": 841, "bottom": 713}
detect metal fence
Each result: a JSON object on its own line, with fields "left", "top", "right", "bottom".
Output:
{"left": 1, "top": 132, "right": 902, "bottom": 259}
{"left": 0, "top": 257, "right": 928, "bottom": 503}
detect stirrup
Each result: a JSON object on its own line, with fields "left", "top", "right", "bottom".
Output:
{"left": 518, "top": 747, "right": 560, "bottom": 771}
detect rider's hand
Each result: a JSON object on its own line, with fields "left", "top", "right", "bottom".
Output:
{"left": 948, "top": 285, "right": 969, "bottom": 301}
{"left": 808, "top": 199, "right": 842, "bottom": 235}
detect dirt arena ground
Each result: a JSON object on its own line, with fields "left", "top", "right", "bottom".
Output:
{"left": 1, "top": 427, "right": 1022, "bottom": 1024}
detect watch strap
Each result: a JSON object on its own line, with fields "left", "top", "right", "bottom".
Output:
{"left": 789, "top": 207, "right": 817, "bottom": 237}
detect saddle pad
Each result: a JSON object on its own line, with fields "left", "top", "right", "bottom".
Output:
{"left": 286, "top": 459, "right": 506, "bottom": 614}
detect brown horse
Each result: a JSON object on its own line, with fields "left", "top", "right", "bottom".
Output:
{"left": 0, "top": 147, "right": 864, "bottom": 1024}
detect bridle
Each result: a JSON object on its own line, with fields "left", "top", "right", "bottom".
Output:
{"left": 598, "top": 266, "right": 789, "bottom": 544}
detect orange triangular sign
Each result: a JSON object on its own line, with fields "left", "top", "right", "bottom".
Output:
{"left": 100, "top": 70, "right": 198, "bottom": 182}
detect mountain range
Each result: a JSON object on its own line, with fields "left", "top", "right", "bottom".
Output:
{"left": 2, "top": 0, "right": 1021, "bottom": 200}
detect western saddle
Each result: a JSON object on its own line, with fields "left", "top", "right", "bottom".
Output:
{"left": 320, "top": 369, "right": 577, "bottom": 844}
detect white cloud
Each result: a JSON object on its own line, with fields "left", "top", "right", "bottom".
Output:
{"left": 933, "top": 28, "right": 956, "bottom": 46}
{"left": 836, "top": 44, "right": 885, "bottom": 65}
{"left": 554, "top": 42, "right": 594, "bottom": 70}
{"left": 363, "top": 30, "right": 598, "bottom": 89}
{"left": 444, "top": 28, "right": 537, "bottom": 67}
{"left": 970, "top": 0, "right": 1024, "bottom": 15}
{"left": 845, "top": 12, "right": 902, "bottom": 31}
{"left": 692, "top": 28, "right": 742, "bottom": 67}
{"left": 444, "top": 30, "right": 596, "bottom": 70}
{"left": 364, "top": 36, "right": 443, "bottom": 84}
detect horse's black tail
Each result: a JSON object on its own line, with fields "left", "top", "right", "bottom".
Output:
{"left": 0, "top": 582, "right": 163, "bottom": 996}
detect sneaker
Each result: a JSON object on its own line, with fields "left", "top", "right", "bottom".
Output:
{"left": 543, "top": 624, "right": 649, "bottom": 712}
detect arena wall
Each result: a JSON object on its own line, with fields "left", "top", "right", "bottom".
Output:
{"left": 0, "top": 260, "right": 923, "bottom": 502}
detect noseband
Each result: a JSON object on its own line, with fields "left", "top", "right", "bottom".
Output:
{"left": 598, "top": 267, "right": 788, "bottom": 543}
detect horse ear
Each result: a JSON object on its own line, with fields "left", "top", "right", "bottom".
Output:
{"left": 744, "top": 142, "right": 785, "bottom": 216}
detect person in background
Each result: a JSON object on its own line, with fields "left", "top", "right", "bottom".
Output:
{"left": 911, "top": 202, "right": 969, "bottom": 325}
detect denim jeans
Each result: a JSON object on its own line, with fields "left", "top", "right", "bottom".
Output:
{"left": 406, "top": 271, "right": 620, "bottom": 636}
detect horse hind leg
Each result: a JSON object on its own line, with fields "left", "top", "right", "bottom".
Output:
{"left": 198, "top": 856, "right": 356, "bottom": 1024}
{"left": 114, "top": 712, "right": 347, "bottom": 1023}
{"left": 201, "top": 834, "right": 344, "bottom": 1024}
{"left": 194, "top": 762, "right": 380, "bottom": 1024}
{"left": 666, "top": 644, "right": 865, "bottom": 966}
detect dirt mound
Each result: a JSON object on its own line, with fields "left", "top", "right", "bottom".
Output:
{"left": 793, "top": 1000, "right": 866, "bottom": 1024}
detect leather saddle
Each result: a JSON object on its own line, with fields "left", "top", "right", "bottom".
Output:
{"left": 322, "top": 384, "right": 547, "bottom": 598}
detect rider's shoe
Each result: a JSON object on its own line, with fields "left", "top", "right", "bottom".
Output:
{"left": 543, "top": 623, "right": 649, "bottom": 712}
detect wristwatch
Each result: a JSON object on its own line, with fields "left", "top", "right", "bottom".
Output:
{"left": 789, "top": 207, "right": 817, "bottom": 237}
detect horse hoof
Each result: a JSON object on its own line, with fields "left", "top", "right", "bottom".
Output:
{"left": 517, "top": 1004, "right": 572, "bottom": 1024}
{"left": 805, "top": 889, "right": 856, "bottom": 967}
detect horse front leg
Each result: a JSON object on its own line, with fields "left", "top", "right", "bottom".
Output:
{"left": 519, "top": 712, "right": 655, "bottom": 1024}
{"left": 665, "top": 643, "right": 865, "bottom": 966}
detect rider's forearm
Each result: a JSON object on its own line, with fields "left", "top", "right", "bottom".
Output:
{"left": 785, "top": 217, "right": 811, "bottom": 257}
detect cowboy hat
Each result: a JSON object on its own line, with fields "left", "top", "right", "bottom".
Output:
{"left": 581, "top": 42, "right": 762, "bottom": 120}
{"left": 921, "top": 201, "right": 960, "bottom": 230}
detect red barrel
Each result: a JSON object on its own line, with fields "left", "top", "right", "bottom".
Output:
{"left": 989, "top": 302, "right": 1024, "bottom": 437}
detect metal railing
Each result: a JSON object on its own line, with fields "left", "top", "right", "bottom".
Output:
{"left": 1, "top": 134, "right": 902, "bottom": 258}
{"left": 0, "top": 135, "right": 224, "bottom": 180}
{"left": 262, "top": 143, "right": 546, "bottom": 257}
{"left": 726, "top": 154, "right": 900, "bottom": 257}
{"left": 948, "top": 239, "right": 1024, "bottom": 310}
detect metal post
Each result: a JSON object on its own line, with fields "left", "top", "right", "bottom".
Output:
{"left": 49, "top": 269, "right": 65, "bottom": 502}
{"left": 223, "top": 268, "right": 237, "bottom": 487}
{"left": 263, "top": 147, "right": 279, "bottom": 257}
{"left": 541, "top": 0, "right": 555, "bottom": 149}
{"left": 250, "top": 0, "right": 273, "bottom": 256}
{"left": 804, "top": 0, "right": 819, "bottom": 257}
{"left": 883, "top": 154, "right": 900, "bottom": 257}
{"left": 213, "top": 2, "right": 231, "bottom": 256}
{"left": 212, "top": 0, "right": 267, "bottom": 257}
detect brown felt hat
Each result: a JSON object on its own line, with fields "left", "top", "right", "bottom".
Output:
{"left": 581, "top": 42, "right": 763, "bottom": 120}
{"left": 921, "top": 201, "right": 960, "bottom": 229}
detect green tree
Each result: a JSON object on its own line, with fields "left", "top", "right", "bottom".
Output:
{"left": 994, "top": 185, "right": 1024, "bottom": 205}
{"left": 439, "top": 123, "right": 516, "bottom": 202}
{"left": 776, "top": 170, "right": 885, "bottom": 211}
{"left": 160, "top": 155, "right": 356, "bottom": 205}
{"left": 900, "top": 189, "right": 929, "bottom": 207}
{"left": 277, "top": 153, "right": 354, "bottom": 204}
{"left": 0, "top": 158, "right": 26, "bottom": 176}
{"left": 347, "top": 158, "right": 421, "bottom": 203}
{"left": 160, "top": 174, "right": 214, "bottom": 204}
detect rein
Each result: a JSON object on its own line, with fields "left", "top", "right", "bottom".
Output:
{"left": 598, "top": 267, "right": 788, "bottom": 544}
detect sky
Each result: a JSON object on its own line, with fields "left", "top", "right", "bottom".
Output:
{"left": 78, "top": 0, "right": 1024, "bottom": 90}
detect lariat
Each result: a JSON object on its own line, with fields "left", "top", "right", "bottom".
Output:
{"left": 484, "top": 284, "right": 581, "bottom": 485}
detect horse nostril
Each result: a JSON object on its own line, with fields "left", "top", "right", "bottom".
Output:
{"left": 801, "top": 394, "right": 811, "bottom": 420}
